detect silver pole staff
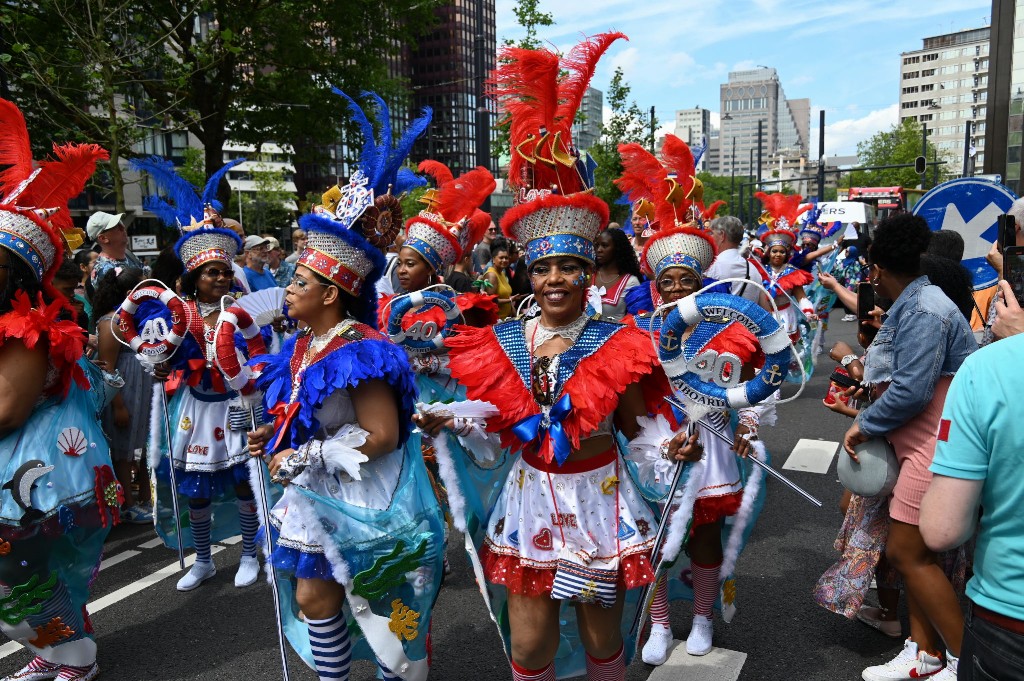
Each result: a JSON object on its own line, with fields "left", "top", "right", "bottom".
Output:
{"left": 665, "top": 398, "right": 822, "bottom": 507}
{"left": 249, "top": 406, "right": 291, "bottom": 681}
{"left": 158, "top": 386, "right": 186, "bottom": 569}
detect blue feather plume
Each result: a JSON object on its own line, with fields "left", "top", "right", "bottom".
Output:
{"left": 201, "top": 157, "right": 246, "bottom": 211}
{"left": 382, "top": 106, "right": 431, "bottom": 196}
{"left": 394, "top": 167, "right": 426, "bottom": 196}
{"left": 129, "top": 156, "right": 202, "bottom": 227}
{"left": 332, "top": 88, "right": 383, "bottom": 188}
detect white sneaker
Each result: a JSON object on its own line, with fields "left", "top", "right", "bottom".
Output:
{"left": 234, "top": 556, "right": 260, "bottom": 587}
{"left": 176, "top": 560, "right": 216, "bottom": 591}
{"left": 641, "top": 623, "right": 673, "bottom": 665}
{"left": 861, "top": 638, "right": 944, "bottom": 681}
{"left": 685, "top": 615, "right": 713, "bottom": 656}
{"left": 931, "top": 653, "right": 958, "bottom": 680}
{"left": 2, "top": 656, "right": 60, "bottom": 681}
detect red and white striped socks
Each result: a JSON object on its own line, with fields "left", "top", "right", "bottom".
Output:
{"left": 649, "top": 574, "right": 670, "bottom": 627}
{"left": 585, "top": 645, "right": 625, "bottom": 681}
{"left": 691, "top": 560, "right": 721, "bottom": 618}
{"left": 510, "top": 660, "right": 555, "bottom": 681}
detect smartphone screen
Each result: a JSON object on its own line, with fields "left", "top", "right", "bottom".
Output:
{"left": 998, "top": 214, "right": 1017, "bottom": 251}
{"left": 857, "top": 281, "right": 875, "bottom": 320}
{"left": 1003, "top": 246, "right": 1024, "bottom": 307}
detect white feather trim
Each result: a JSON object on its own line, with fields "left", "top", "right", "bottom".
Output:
{"left": 287, "top": 494, "right": 351, "bottom": 585}
{"left": 148, "top": 383, "right": 164, "bottom": 471}
{"left": 246, "top": 458, "right": 274, "bottom": 558}
{"left": 318, "top": 426, "right": 369, "bottom": 480}
{"left": 431, "top": 434, "right": 467, "bottom": 533}
{"left": 720, "top": 441, "right": 766, "bottom": 580}
{"left": 627, "top": 414, "right": 681, "bottom": 495}
{"left": 659, "top": 457, "right": 708, "bottom": 565}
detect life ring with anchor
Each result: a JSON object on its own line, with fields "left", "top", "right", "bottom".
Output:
{"left": 117, "top": 285, "right": 187, "bottom": 363}
{"left": 658, "top": 292, "right": 790, "bottom": 409}
{"left": 386, "top": 289, "right": 460, "bottom": 354}
{"left": 213, "top": 305, "right": 267, "bottom": 392}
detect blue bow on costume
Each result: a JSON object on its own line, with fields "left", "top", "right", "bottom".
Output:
{"left": 513, "top": 393, "right": 573, "bottom": 465}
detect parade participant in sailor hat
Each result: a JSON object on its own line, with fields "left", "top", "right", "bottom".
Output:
{"left": 0, "top": 98, "right": 114, "bottom": 681}
{"left": 247, "top": 90, "right": 444, "bottom": 681}
{"left": 415, "top": 33, "right": 702, "bottom": 681}
{"left": 128, "top": 156, "right": 266, "bottom": 591}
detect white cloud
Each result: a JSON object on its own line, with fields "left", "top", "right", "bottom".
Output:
{"left": 811, "top": 104, "right": 899, "bottom": 157}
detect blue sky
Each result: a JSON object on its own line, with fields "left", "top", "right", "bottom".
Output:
{"left": 495, "top": 0, "right": 992, "bottom": 158}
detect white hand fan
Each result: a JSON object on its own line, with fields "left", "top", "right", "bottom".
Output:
{"left": 236, "top": 287, "right": 286, "bottom": 327}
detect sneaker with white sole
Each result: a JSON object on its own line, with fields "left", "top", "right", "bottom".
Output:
{"left": 2, "top": 656, "right": 60, "bottom": 681}
{"left": 121, "top": 504, "right": 153, "bottom": 525}
{"left": 234, "top": 556, "right": 260, "bottom": 587}
{"left": 930, "top": 652, "right": 958, "bottom": 681}
{"left": 55, "top": 663, "right": 98, "bottom": 681}
{"left": 176, "top": 560, "right": 216, "bottom": 591}
{"left": 861, "top": 638, "right": 943, "bottom": 681}
{"left": 641, "top": 623, "right": 674, "bottom": 665}
{"left": 857, "top": 605, "right": 902, "bottom": 638}
{"left": 685, "top": 615, "right": 713, "bottom": 656}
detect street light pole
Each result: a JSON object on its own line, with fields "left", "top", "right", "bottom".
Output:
{"left": 816, "top": 109, "right": 826, "bottom": 201}
{"left": 730, "top": 135, "right": 736, "bottom": 215}
{"left": 748, "top": 147, "right": 754, "bottom": 222}
{"left": 649, "top": 105, "right": 656, "bottom": 152}
{"left": 962, "top": 120, "right": 973, "bottom": 177}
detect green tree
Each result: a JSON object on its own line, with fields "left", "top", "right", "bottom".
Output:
{"left": 695, "top": 172, "right": 736, "bottom": 215}
{"left": 589, "top": 68, "right": 656, "bottom": 223}
{"left": 847, "top": 118, "right": 954, "bottom": 189}
{"left": 226, "top": 157, "right": 297, "bottom": 235}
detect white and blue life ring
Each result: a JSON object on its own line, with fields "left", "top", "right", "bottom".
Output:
{"left": 386, "top": 290, "right": 461, "bottom": 354}
{"left": 658, "top": 292, "right": 790, "bottom": 410}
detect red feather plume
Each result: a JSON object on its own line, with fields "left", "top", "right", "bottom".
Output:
{"left": 417, "top": 159, "right": 454, "bottom": 188}
{"left": 436, "top": 166, "right": 496, "bottom": 224}
{"left": 555, "top": 32, "right": 628, "bottom": 133}
{"left": 463, "top": 209, "right": 492, "bottom": 252}
{"left": 25, "top": 143, "right": 109, "bottom": 232}
{"left": 701, "top": 200, "right": 726, "bottom": 221}
{"left": 614, "top": 142, "right": 666, "bottom": 205}
{"left": 755, "top": 191, "right": 808, "bottom": 228}
{"left": 0, "top": 99, "right": 36, "bottom": 196}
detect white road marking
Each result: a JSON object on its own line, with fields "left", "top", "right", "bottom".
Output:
{"left": 0, "top": 546, "right": 226, "bottom": 661}
{"left": 218, "top": 535, "right": 242, "bottom": 546}
{"left": 782, "top": 438, "right": 839, "bottom": 474}
{"left": 99, "top": 550, "right": 140, "bottom": 571}
{"left": 137, "top": 537, "right": 164, "bottom": 550}
{"left": 647, "top": 644, "right": 747, "bottom": 680}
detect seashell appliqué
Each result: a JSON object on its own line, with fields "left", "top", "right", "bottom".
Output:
{"left": 57, "top": 428, "right": 88, "bottom": 457}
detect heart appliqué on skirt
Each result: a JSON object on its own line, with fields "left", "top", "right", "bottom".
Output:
{"left": 532, "top": 528, "right": 554, "bottom": 550}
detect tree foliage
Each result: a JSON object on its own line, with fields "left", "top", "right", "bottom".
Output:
{"left": 847, "top": 118, "right": 953, "bottom": 189}
{"left": 589, "top": 68, "right": 656, "bottom": 223}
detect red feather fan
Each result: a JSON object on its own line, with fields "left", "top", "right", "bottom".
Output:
{"left": 555, "top": 32, "right": 628, "bottom": 134}
{"left": 755, "top": 191, "right": 809, "bottom": 228}
{"left": 701, "top": 200, "right": 726, "bottom": 221}
{"left": 436, "top": 166, "right": 496, "bottom": 224}
{"left": 0, "top": 99, "right": 35, "bottom": 195}
{"left": 417, "top": 159, "right": 455, "bottom": 188}
{"left": 25, "top": 143, "right": 109, "bottom": 232}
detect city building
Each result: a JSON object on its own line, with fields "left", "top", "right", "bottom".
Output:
{"left": 706, "top": 129, "right": 721, "bottom": 175}
{"left": 985, "top": 2, "right": 1020, "bottom": 191}
{"left": 899, "top": 26, "right": 990, "bottom": 178}
{"left": 572, "top": 87, "right": 603, "bottom": 151}
{"left": 674, "top": 107, "right": 712, "bottom": 170}
{"left": 408, "top": 0, "right": 497, "bottom": 176}
{"left": 719, "top": 67, "right": 810, "bottom": 180}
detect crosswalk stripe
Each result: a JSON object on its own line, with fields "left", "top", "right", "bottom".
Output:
{"left": 137, "top": 537, "right": 164, "bottom": 550}
{"left": 646, "top": 644, "right": 747, "bottom": 681}
{"left": 0, "top": 546, "right": 226, "bottom": 661}
{"left": 99, "top": 550, "right": 140, "bottom": 571}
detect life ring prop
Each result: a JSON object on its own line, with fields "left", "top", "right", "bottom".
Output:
{"left": 213, "top": 304, "right": 267, "bottom": 393}
{"left": 386, "top": 289, "right": 460, "bottom": 354}
{"left": 116, "top": 284, "right": 187, "bottom": 363}
{"left": 658, "top": 292, "right": 790, "bottom": 410}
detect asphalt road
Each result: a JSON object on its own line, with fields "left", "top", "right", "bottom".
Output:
{"left": 0, "top": 317, "right": 911, "bottom": 681}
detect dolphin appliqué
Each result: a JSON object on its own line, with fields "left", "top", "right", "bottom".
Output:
{"left": 2, "top": 460, "right": 54, "bottom": 526}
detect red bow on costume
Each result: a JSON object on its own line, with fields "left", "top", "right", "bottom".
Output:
{"left": 185, "top": 359, "right": 226, "bottom": 393}
{"left": 267, "top": 402, "right": 300, "bottom": 452}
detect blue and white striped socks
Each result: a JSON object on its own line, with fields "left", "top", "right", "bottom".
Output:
{"left": 237, "top": 495, "right": 259, "bottom": 559}
{"left": 188, "top": 500, "right": 213, "bottom": 564}
{"left": 306, "top": 611, "right": 352, "bottom": 681}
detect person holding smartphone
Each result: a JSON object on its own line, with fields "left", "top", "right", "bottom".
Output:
{"left": 843, "top": 214, "right": 977, "bottom": 681}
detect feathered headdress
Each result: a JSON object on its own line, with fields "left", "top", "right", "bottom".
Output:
{"left": 756, "top": 191, "right": 809, "bottom": 251}
{"left": 493, "top": 32, "right": 625, "bottom": 265}
{"left": 0, "top": 98, "right": 108, "bottom": 283}
{"left": 130, "top": 156, "right": 246, "bottom": 273}
{"left": 299, "top": 91, "right": 430, "bottom": 327}
{"left": 403, "top": 161, "right": 495, "bottom": 272}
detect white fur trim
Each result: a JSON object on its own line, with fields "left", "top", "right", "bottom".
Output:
{"left": 659, "top": 457, "right": 708, "bottom": 565}
{"left": 717, "top": 440, "right": 766, "bottom": 624}
{"left": 431, "top": 434, "right": 468, "bottom": 533}
{"left": 287, "top": 494, "right": 351, "bottom": 585}
{"left": 148, "top": 383, "right": 164, "bottom": 471}
{"left": 627, "top": 414, "right": 679, "bottom": 493}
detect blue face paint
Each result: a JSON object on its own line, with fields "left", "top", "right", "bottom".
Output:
{"left": 572, "top": 273, "right": 588, "bottom": 288}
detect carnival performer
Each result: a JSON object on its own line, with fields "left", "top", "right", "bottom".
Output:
{"left": 128, "top": 157, "right": 264, "bottom": 592}
{"left": 414, "top": 33, "right": 704, "bottom": 681}
{"left": 615, "top": 138, "right": 768, "bottom": 663}
{"left": 0, "top": 99, "right": 115, "bottom": 681}
{"left": 246, "top": 90, "right": 445, "bottom": 681}
{"left": 755, "top": 192, "right": 815, "bottom": 344}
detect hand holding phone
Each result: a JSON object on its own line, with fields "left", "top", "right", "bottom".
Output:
{"left": 998, "top": 214, "right": 1017, "bottom": 252}
{"left": 857, "top": 281, "right": 875, "bottom": 321}
{"left": 1002, "top": 246, "right": 1024, "bottom": 308}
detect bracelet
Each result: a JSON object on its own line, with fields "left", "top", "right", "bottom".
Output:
{"left": 660, "top": 439, "right": 672, "bottom": 462}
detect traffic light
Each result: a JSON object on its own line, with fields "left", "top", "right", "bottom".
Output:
{"left": 914, "top": 155, "right": 927, "bottom": 174}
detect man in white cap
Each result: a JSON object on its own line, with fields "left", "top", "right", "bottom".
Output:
{"left": 263, "top": 235, "right": 294, "bottom": 288}
{"left": 241, "top": 234, "right": 276, "bottom": 292}
{"left": 87, "top": 211, "right": 143, "bottom": 288}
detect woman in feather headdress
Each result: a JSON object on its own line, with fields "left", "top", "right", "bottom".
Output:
{"left": 755, "top": 192, "right": 816, "bottom": 341}
{"left": 416, "top": 34, "right": 702, "bottom": 681}
{"left": 0, "top": 99, "right": 115, "bottom": 681}
{"left": 246, "top": 91, "right": 445, "bottom": 681}
{"left": 129, "top": 156, "right": 266, "bottom": 592}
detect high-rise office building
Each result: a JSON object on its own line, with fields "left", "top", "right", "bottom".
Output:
{"left": 718, "top": 68, "right": 810, "bottom": 179}
{"left": 409, "top": 0, "right": 497, "bottom": 174}
{"left": 899, "top": 26, "right": 989, "bottom": 177}
{"left": 674, "top": 107, "right": 712, "bottom": 171}
{"left": 571, "top": 87, "right": 603, "bottom": 151}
